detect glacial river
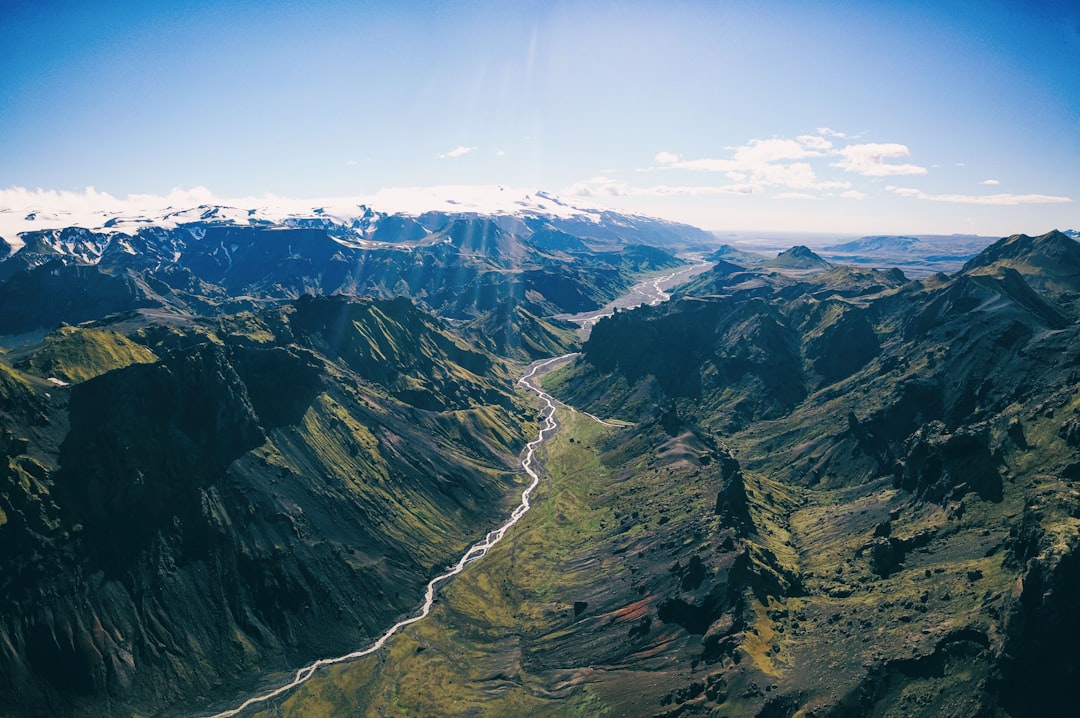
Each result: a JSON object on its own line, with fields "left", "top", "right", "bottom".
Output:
{"left": 205, "top": 261, "right": 709, "bottom": 716}
{"left": 556, "top": 259, "right": 712, "bottom": 334}
{"left": 205, "top": 354, "right": 574, "bottom": 717}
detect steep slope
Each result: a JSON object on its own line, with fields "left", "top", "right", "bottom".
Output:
{"left": 557, "top": 265, "right": 908, "bottom": 434}
{"left": 0, "top": 228, "right": 113, "bottom": 280}
{"left": 961, "top": 230, "right": 1080, "bottom": 309}
{"left": 0, "top": 297, "right": 536, "bottom": 717}
{"left": 284, "top": 295, "right": 515, "bottom": 411}
{"left": 567, "top": 297, "right": 807, "bottom": 432}
{"left": 0, "top": 212, "right": 689, "bottom": 337}
{"left": 542, "top": 234, "right": 1080, "bottom": 715}
{"left": 259, "top": 399, "right": 802, "bottom": 718}
{"left": 12, "top": 326, "right": 158, "bottom": 383}
{"left": 431, "top": 218, "right": 529, "bottom": 266}
{"left": 460, "top": 298, "right": 581, "bottom": 362}
{"left": 0, "top": 262, "right": 163, "bottom": 335}
{"left": 182, "top": 226, "right": 351, "bottom": 297}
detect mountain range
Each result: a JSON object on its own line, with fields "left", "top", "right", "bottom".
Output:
{"left": 0, "top": 194, "right": 1078, "bottom": 717}
{"left": 0, "top": 200, "right": 707, "bottom": 715}
{"left": 539, "top": 229, "right": 1080, "bottom": 716}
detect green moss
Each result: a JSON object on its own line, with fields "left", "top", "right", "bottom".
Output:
{"left": 15, "top": 326, "right": 157, "bottom": 383}
{"left": 250, "top": 408, "right": 626, "bottom": 716}
{"left": 0, "top": 361, "right": 32, "bottom": 395}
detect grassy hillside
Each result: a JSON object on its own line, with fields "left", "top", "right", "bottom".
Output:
{"left": 13, "top": 325, "right": 157, "bottom": 383}
{"left": 0, "top": 297, "right": 538, "bottom": 718}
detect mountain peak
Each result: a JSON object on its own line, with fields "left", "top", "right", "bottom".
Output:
{"left": 963, "top": 230, "right": 1080, "bottom": 274}
{"left": 824, "top": 235, "right": 920, "bottom": 254}
{"left": 763, "top": 245, "right": 832, "bottom": 270}
{"left": 960, "top": 230, "right": 1080, "bottom": 310}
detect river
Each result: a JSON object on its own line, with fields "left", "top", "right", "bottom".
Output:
{"left": 204, "top": 261, "right": 710, "bottom": 716}
{"left": 555, "top": 259, "right": 712, "bottom": 335}
{"left": 205, "top": 354, "right": 575, "bottom": 718}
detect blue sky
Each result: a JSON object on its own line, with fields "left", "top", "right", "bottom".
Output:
{"left": 2, "top": 0, "right": 1078, "bottom": 235}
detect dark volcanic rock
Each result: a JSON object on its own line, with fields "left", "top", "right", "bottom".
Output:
{"left": 0, "top": 262, "right": 159, "bottom": 334}
{"left": 896, "top": 425, "right": 1002, "bottom": 503}
{"left": 802, "top": 303, "right": 880, "bottom": 383}
{"left": 57, "top": 343, "right": 321, "bottom": 570}
{"left": 0, "top": 294, "right": 530, "bottom": 717}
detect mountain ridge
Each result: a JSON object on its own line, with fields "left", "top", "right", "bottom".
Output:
{"left": 535, "top": 228, "right": 1080, "bottom": 714}
{"left": 4, "top": 208, "right": 1080, "bottom": 716}
{"left": 0, "top": 295, "right": 539, "bottom": 717}
{"left": 0, "top": 190, "right": 715, "bottom": 253}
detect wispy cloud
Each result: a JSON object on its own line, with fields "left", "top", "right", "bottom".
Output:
{"left": 831, "top": 143, "right": 927, "bottom": 176}
{"left": 797, "top": 134, "right": 833, "bottom": 151}
{"left": 841, "top": 189, "right": 867, "bottom": 200}
{"left": 773, "top": 192, "right": 821, "bottom": 200}
{"left": 564, "top": 177, "right": 757, "bottom": 198}
{"left": 436, "top": 145, "right": 477, "bottom": 159}
{"left": 655, "top": 135, "right": 829, "bottom": 170}
{"left": 980, "top": 179, "right": 1000, "bottom": 185}
{"left": 887, "top": 186, "right": 1071, "bottom": 205}
{"left": 887, "top": 186, "right": 922, "bottom": 197}
{"left": 650, "top": 132, "right": 849, "bottom": 193}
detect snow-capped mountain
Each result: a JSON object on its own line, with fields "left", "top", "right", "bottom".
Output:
{"left": 0, "top": 186, "right": 709, "bottom": 335}
{"left": 0, "top": 186, "right": 712, "bottom": 256}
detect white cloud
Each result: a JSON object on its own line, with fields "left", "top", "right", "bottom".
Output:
{"left": 732, "top": 137, "right": 826, "bottom": 163}
{"left": 0, "top": 185, "right": 640, "bottom": 242}
{"left": 564, "top": 176, "right": 632, "bottom": 197}
{"left": 887, "top": 186, "right": 1071, "bottom": 205}
{"left": 832, "top": 143, "right": 927, "bottom": 176}
{"left": 564, "top": 177, "right": 758, "bottom": 198}
{"left": 980, "top": 179, "right": 1000, "bottom": 185}
{"left": 437, "top": 145, "right": 477, "bottom": 159}
{"left": 841, "top": 190, "right": 867, "bottom": 200}
{"left": 653, "top": 156, "right": 738, "bottom": 172}
{"left": 773, "top": 192, "right": 821, "bottom": 200}
{"left": 817, "top": 127, "right": 847, "bottom": 138}
{"left": 0, "top": 186, "right": 219, "bottom": 219}
{"left": 933, "top": 193, "right": 1072, "bottom": 206}
{"left": 0, "top": 186, "right": 224, "bottom": 244}
{"left": 649, "top": 135, "right": 850, "bottom": 192}
{"left": 797, "top": 134, "right": 834, "bottom": 151}
{"left": 886, "top": 185, "right": 923, "bottom": 197}
{"left": 752, "top": 162, "right": 850, "bottom": 191}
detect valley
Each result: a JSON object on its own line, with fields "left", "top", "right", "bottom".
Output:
{"left": 239, "top": 230, "right": 1080, "bottom": 717}
{"left": 5, "top": 1, "right": 1078, "bottom": 715}
{"left": 0, "top": 199, "right": 1077, "bottom": 717}
{"left": 202, "top": 355, "right": 572, "bottom": 718}
{"left": 0, "top": 203, "right": 715, "bottom": 717}
{"left": 556, "top": 260, "right": 715, "bottom": 335}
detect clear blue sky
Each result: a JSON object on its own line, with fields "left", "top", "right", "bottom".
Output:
{"left": 2, "top": 0, "right": 1077, "bottom": 235}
